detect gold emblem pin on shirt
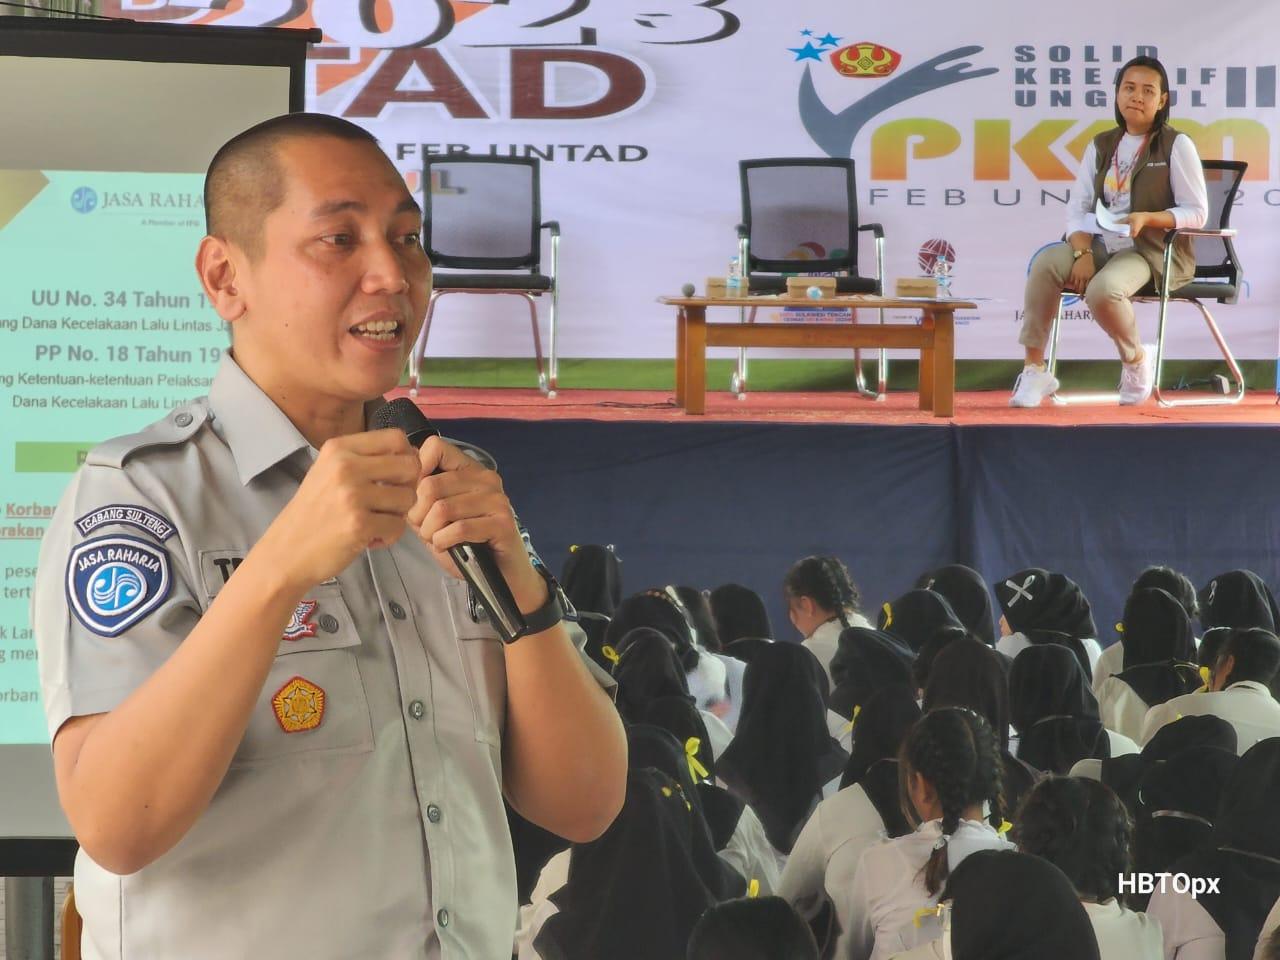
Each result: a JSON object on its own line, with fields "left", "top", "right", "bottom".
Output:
{"left": 272, "top": 676, "right": 326, "bottom": 733}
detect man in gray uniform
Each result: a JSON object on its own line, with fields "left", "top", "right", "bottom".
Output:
{"left": 32, "top": 113, "right": 627, "bottom": 959}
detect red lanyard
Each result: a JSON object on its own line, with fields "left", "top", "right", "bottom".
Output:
{"left": 1112, "top": 130, "right": 1154, "bottom": 196}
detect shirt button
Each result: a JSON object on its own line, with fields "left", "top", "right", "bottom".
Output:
{"left": 174, "top": 412, "right": 193, "bottom": 427}
{"left": 427, "top": 804, "right": 442, "bottom": 823}
{"left": 408, "top": 700, "right": 426, "bottom": 720}
{"left": 389, "top": 601, "right": 406, "bottom": 620}
{"left": 437, "top": 909, "right": 450, "bottom": 929}
{"left": 318, "top": 614, "right": 340, "bottom": 633}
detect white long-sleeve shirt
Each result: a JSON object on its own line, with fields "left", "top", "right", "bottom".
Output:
{"left": 1139, "top": 681, "right": 1280, "bottom": 752}
{"left": 1066, "top": 133, "right": 1208, "bottom": 253}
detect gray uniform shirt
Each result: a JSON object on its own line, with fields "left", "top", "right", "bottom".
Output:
{"left": 34, "top": 353, "right": 613, "bottom": 960}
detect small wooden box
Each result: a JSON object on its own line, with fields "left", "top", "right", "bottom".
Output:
{"left": 895, "top": 277, "right": 938, "bottom": 297}
{"left": 786, "top": 276, "right": 837, "bottom": 299}
{"left": 706, "top": 277, "right": 727, "bottom": 297}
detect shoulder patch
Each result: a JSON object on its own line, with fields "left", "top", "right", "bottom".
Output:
{"left": 66, "top": 534, "right": 171, "bottom": 637}
{"left": 74, "top": 504, "right": 176, "bottom": 542}
{"left": 85, "top": 405, "right": 208, "bottom": 470}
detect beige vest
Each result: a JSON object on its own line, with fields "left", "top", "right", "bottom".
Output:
{"left": 1092, "top": 124, "right": 1196, "bottom": 290}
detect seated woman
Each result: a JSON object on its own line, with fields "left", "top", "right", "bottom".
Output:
{"left": 842, "top": 708, "right": 1015, "bottom": 960}
{"left": 890, "top": 850, "right": 1103, "bottom": 960}
{"left": 1096, "top": 588, "right": 1201, "bottom": 741}
{"left": 995, "top": 567, "right": 1103, "bottom": 680}
{"left": 828, "top": 626, "right": 915, "bottom": 721}
{"left": 1198, "top": 570, "right": 1280, "bottom": 633}
{"left": 709, "top": 582, "right": 774, "bottom": 646}
{"left": 1014, "top": 777, "right": 1163, "bottom": 959}
{"left": 784, "top": 555, "right": 872, "bottom": 685}
{"left": 558, "top": 543, "right": 623, "bottom": 673}
{"left": 878, "top": 589, "right": 964, "bottom": 655}
{"left": 1009, "top": 54, "right": 1207, "bottom": 408}
{"left": 915, "top": 564, "right": 999, "bottom": 647}
{"left": 1093, "top": 566, "right": 1200, "bottom": 694}
{"left": 1010, "top": 644, "right": 1138, "bottom": 776}
{"left": 779, "top": 684, "right": 921, "bottom": 956}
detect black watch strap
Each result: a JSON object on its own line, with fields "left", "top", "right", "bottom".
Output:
{"left": 502, "top": 565, "right": 571, "bottom": 644}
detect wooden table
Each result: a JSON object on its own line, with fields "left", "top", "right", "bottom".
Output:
{"left": 661, "top": 294, "right": 974, "bottom": 417}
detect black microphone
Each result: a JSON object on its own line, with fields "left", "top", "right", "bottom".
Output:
{"left": 372, "top": 396, "right": 526, "bottom": 641}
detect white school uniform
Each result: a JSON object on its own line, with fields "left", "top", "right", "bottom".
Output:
{"left": 1093, "top": 641, "right": 1126, "bottom": 695}
{"left": 1253, "top": 895, "right": 1280, "bottom": 960}
{"left": 997, "top": 632, "right": 1104, "bottom": 677}
{"left": 1085, "top": 899, "right": 1164, "bottom": 960}
{"left": 804, "top": 612, "right": 873, "bottom": 687}
{"left": 843, "top": 818, "right": 1016, "bottom": 960}
{"left": 1098, "top": 674, "right": 1160, "bottom": 743}
{"left": 711, "top": 651, "right": 746, "bottom": 732}
{"left": 779, "top": 783, "right": 889, "bottom": 958}
{"left": 1145, "top": 887, "right": 1225, "bottom": 960}
{"left": 719, "top": 802, "right": 781, "bottom": 895}
{"left": 1139, "top": 681, "right": 1280, "bottom": 753}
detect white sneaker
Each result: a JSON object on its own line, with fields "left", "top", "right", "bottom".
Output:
{"left": 1119, "top": 344, "right": 1157, "bottom": 405}
{"left": 1009, "top": 365, "right": 1060, "bottom": 407}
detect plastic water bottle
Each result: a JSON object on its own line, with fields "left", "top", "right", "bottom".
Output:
{"left": 932, "top": 254, "right": 952, "bottom": 298}
{"left": 727, "top": 256, "right": 742, "bottom": 297}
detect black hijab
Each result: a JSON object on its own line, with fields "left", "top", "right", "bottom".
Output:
{"left": 922, "top": 638, "right": 1041, "bottom": 813}
{"left": 944, "top": 850, "right": 1102, "bottom": 960}
{"left": 911, "top": 624, "right": 970, "bottom": 694}
{"left": 709, "top": 583, "right": 773, "bottom": 645}
{"left": 878, "top": 588, "right": 963, "bottom": 654}
{"left": 605, "top": 589, "right": 698, "bottom": 670}
{"left": 535, "top": 769, "right": 733, "bottom": 960}
{"left": 1173, "top": 738, "right": 1280, "bottom": 960}
{"left": 1009, "top": 644, "right": 1109, "bottom": 776}
{"left": 1199, "top": 570, "right": 1280, "bottom": 632}
{"left": 1121, "top": 588, "right": 1197, "bottom": 668}
{"left": 996, "top": 568, "right": 1098, "bottom": 680}
{"left": 828, "top": 627, "right": 915, "bottom": 721}
{"left": 917, "top": 564, "right": 998, "bottom": 645}
{"left": 723, "top": 636, "right": 775, "bottom": 666}
{"left": 1134, "top": 745, "right": 1238, "bottom": 883}
{"left": 559, "top": 544, "right": 622, "bottom": 615}
{"left": 716, "top": 642, "right": 848, "bottom": 854}
{"left": 1100, "top": 714, "right": 1238, "bottom": 817}
{"left": 839, "top": 683, "right": 921, "bottom": 838}
{"left": 611, "top": 627, "right": 692, "bottom": 724}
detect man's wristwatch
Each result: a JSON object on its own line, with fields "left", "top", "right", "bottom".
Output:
{"left": 494, "top": 563, "right": 574, "bottom": 644}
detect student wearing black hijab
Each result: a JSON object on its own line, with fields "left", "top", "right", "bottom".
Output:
{"left": 709, "top": 583, "right": 773, "bottom": 645}
{"left": 1095, "top": 565, "right": 1202, "bottom": 693}
{"left": 612, "top": 627, "right": 693, "bottom": 722}
{"left": 828, "top": 626, "right": 915, "bottom": 721}
{"left": 722, "top": 636, "right": 774, "bottom": 665}
{"left": 1132, "top": 745, "right": 1238, "bottom": 909}
{"left": 1096, "top": 588, "right": 1201, "bottom": 741}
{"left": 520, "top": 769, "right": 736, "bottom": 960}
{"left": 923, "top": 638, "right": 1041, "bottom": 814}
{"left": 1199, "top": 569, "right": 1280, "bottom": 632}
{"left": 716, "top": 642, "right": 849, "bottom": 858}
{"left": 559, "top": 544, "right": 622, "bottom": 673}
{"left": 1014, "top": 777, "right": 1162, "bottom": 959}
{"left": 1009, "top": 644, "right": 1129, "bottom": 775}
{"left": 687, "top": 896, "right": 818, "bottom": 960}
{"left": 995, "top": 567, "right": 1101, "bottom": 680}
{"left": 878, "top": 589, "right": 964, "bottom": 654}
{"left": 1148, "top": 738, "right": 1280, "bottom": 960}
{"left": 916, "top": 564, "right": 998, "bottom": 646}
{"left": 911, "top": 624, "right": 971, "bottom": 696}
{"left": 780, "top": 685, "right": 922, "bottom": 955}
{"left": 891, "top": 850, "right": 1102, "bottom": 960}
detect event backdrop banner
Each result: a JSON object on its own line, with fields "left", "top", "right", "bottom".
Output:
{"left": 103, "top": 0, "right": 1279, "bottom": 362}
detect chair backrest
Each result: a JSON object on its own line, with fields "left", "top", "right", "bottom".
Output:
{"left": 422, "top": 155, "right": 541, "bottom": 271}
{"left": 739, "top": 158, "right": 860, "bottom": 276}
{"left": 1193, "top": 159, "right": 1246, "bottom": 283}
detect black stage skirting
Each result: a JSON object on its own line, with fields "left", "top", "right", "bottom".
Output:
{"left": 442, "top": 418, "right": 1280, "bottom": 642}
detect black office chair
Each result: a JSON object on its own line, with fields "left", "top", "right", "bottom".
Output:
{"left": 407, "top": 155, "right": 561, "bottom": 397}
{"left": 1046, "top": 159, "right": 1246, "bottom": 406}
{"left": 732, "top": 158, "right": 886, "bottom": 399}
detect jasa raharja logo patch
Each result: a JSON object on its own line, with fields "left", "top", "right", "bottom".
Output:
{"left": 831, "top": 42, "right": 902, "bottom": 79}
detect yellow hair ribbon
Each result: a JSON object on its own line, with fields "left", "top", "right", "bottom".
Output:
{"left": 1115, "top": 622, "right": 1125, "bottom": 634}
{"left": 842, "top": 704, "right": 862, "bottom": 735}
{"left": 1199, "top": 666, "right": 1212, "bottom": 692}
{"left": 601, "top": 644, "right": 621, "bottom": 665}
{"left": 998, "top": 819, "right": 1013, "bottom": 835}
{"left": 685, "top": 737, "right": 710, "bottom": 782}
{"left": 747, "top": 879, "right": 760, "bottom": 898}
{"left": 569, "top": 544, "right": 579, "bottom": 553}
{"left": 661, "top": 786, "right": 673, "bottom": 797}
{"left": 882, "top": 602, "right": 893, "bottom": 628}
{"left": 913, "top": 904, "right": 944, "bottom": 928}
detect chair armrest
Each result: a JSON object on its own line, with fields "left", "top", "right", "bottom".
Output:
{"left": 735, "top": 223, "right": 749, "bottom": 239}
{"left": 1164, "top": 227, "right": 1236, "bottom": 246}
{"left": 858, "top": 222, "right": 886, "bottom": 239}
{"left": 541, "top": 220, "right": 561, "bottom": 237}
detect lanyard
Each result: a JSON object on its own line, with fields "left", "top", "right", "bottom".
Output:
{"left": 1111, "top": 130, "right": 1153, "bottom": 196}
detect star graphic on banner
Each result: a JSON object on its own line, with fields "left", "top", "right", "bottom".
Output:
{"left": 800, "top": 28, "right": 814, "bottom": 36}
{"left": 818, "top": 32, "right": 842, "bottom": 47}
{"left": 788, "top": 42, "right": 824, "bottom": 62}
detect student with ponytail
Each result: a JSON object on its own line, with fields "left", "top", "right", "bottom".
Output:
{"left": 843, "top": 708, "right": 1014, "bottom": 960}
{"left": 785, "top": 555, "right": 870, "bottom": 685}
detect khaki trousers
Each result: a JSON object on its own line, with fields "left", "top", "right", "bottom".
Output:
{"left": 1019, "top": 240, "right": 1151, "bottom": 364}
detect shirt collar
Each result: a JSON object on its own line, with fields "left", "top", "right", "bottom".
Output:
{"left": 208, "top": 352, "right": 387, "bottom": 486}
{"left": 1227, "top": 681, "right": 1272, "bottom": 696}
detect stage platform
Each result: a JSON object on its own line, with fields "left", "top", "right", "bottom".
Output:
{"left": 401, "top": 386, "right": 1280, "bottom": 650}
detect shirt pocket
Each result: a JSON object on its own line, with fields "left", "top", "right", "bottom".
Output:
{"left": 227, "top": 581, "right": 375, "bottom": 767}
{"left": 442, "top": 577, "right": 508, "bottom": 747}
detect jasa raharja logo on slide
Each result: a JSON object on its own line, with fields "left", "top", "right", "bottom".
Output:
{"left": 70, "top": 186, "right": 98, "bottom": 214}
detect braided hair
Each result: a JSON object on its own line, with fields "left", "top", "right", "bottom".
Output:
{"left": 1013, "top": 776, "right": 1132, "bottom": 905}
{"left": 899, "top": 707, "right": 1006, "bottom": 896}
{"left": 784, "top": 555, "right": 861, "bottom": 630}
